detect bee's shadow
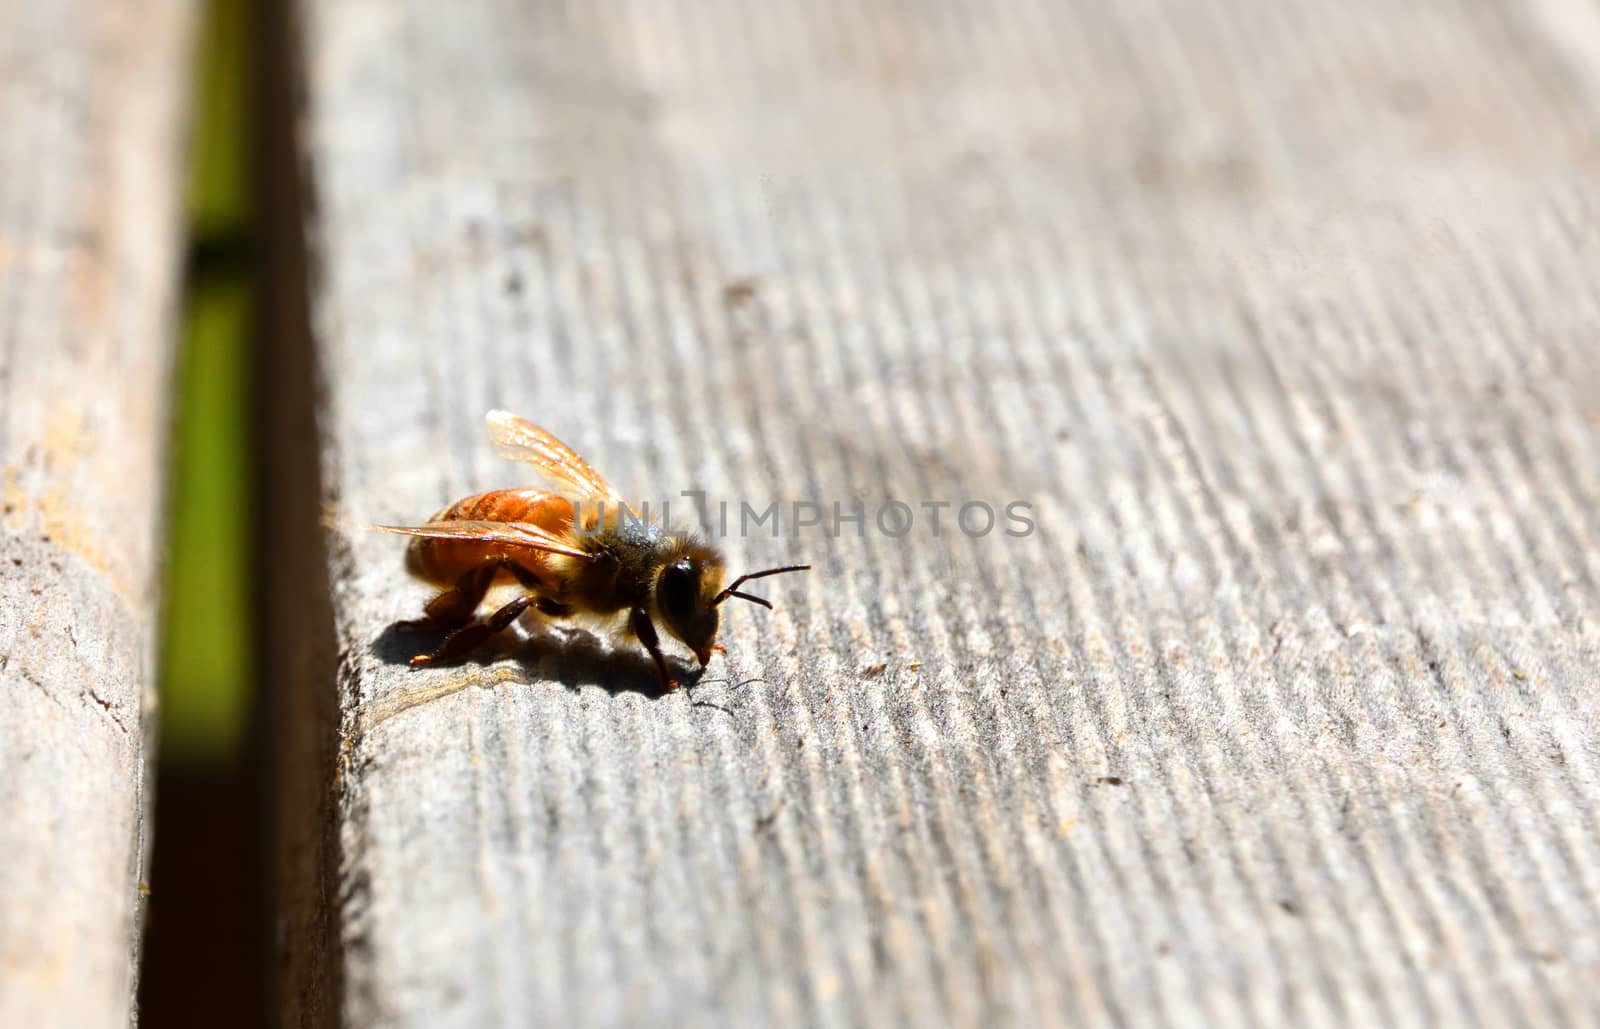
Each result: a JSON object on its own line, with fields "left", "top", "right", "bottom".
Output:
{"left": 369, "top": 619, "right": 704, "bottom": 699}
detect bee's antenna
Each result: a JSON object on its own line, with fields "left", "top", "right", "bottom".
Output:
{"left": 713, "top": 564, "right": 811, "bottom": 607}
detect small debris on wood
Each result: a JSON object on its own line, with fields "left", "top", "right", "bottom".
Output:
{"left": 691, "top": 699, "right": 735, "bottom": 719}
{"left": 722, "top": 278, "right": 758, "bottom": 306}
{"left": 754, "top": 798, "right": 786, "bottom": 833}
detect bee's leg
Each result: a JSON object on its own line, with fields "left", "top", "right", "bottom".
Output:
{"left": 504, "top": 562, "right": 570, "bottom": 616}
{"left": 402, "top": 560, "right": 503, "bottom": 630}
{"left": 410, "top": 591, "right": 536, "bottom": 667}
{"left": 536, "top": 598, "right": 574, "bottom": 617}
{"left": 629, "top": 606, "right": 678, "bottom": 691}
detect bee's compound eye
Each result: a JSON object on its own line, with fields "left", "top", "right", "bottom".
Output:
{"left": 657, "top": 556, "right": 719, "bottom": 658}
{"left": 659, "top": 560, "right": 697, "bottom": 610}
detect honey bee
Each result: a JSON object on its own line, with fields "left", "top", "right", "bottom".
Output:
{"left": 371, "top": 411, "right": 808, "bottom": 690}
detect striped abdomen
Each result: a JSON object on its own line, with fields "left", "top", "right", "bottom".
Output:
{"left": 406, "top": 488, "right": 575, "bottom": 585}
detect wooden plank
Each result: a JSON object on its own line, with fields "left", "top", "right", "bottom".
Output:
{"left": 286, "top": 0, "right": 1600, "bottom": 1024}
{"left": 0, "top": 1, "right": 194, "bottom": 1024}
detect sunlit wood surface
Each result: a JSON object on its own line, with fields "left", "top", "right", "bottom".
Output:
{"left": 277, "top": 1, "right": 1600, "bottom": 1024}
{"left": 0, "top": 2, "right": 192, "bottom": 1024}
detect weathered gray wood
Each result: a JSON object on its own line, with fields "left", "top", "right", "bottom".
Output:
{"left": 0, "top": 1, "right": 193, "bottom": 1024}
{"left": 286, "top": 0, "right": 1600, "bottom": 1024}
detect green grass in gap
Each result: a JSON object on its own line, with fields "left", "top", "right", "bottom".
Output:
{"left": 187, "top": 0, "right": 251, "bottom": 236}
{"left": 159, "top": 0, "right": 252, "bottom": 763}
{"left": 160, "top": 279, "right": 252, "bottom": 762}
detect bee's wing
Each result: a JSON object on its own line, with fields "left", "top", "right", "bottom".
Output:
{"left": 368, "top": 519, "right": 592, "bottom": 561}
{"left": 485, "top": 411, "right": 624, "bottom": 503}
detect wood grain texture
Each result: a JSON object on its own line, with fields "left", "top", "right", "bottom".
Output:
{"left": 290, "top": 0, "right": 1600, "bottom": 1024}
{"left": 0, "top": 1, "right": 192, "bottom": 1024}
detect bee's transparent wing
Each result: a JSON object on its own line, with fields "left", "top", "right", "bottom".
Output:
{"left": 485, "top": 410, "right": 624, "bottom": 503}
{"left": 367, "top": 519, "right": 591, "bottom": 560}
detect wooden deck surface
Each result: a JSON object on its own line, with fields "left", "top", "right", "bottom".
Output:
{"left": 277, "top": 1, "right": 1600, "bottom": 1025}
{"left": 0, "top": 2, "right": 193, "bottom": 1024}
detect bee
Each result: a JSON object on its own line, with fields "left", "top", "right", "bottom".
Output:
{"left": 371, "top": 411, "right": 808, "bottom": 690}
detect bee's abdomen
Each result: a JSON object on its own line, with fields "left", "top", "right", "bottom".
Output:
{"left": 437, "top": 489, "right": 548, "bottom": 523}
{"left": 407, "top": 489, "right": 575, "bottom": 585}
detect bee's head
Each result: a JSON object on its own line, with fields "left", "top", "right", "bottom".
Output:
{"left": 657, "top": 549, "right": 812, "bottom": 666}
{"left": 655, "top": 544, "right": 726, "bottom": 666}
